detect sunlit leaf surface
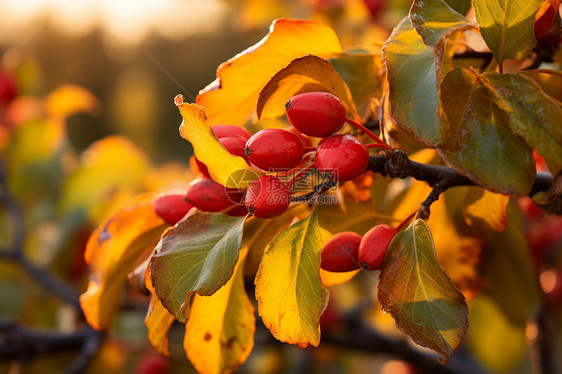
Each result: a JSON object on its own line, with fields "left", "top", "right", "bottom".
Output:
{"left": 410, "top": 0, "right": 474, "bottom": 46}
{"left": 378, "top": 219, "right": 469, "bottom": 363}
{"left": 463, "top": 187, "right": 509, "bottom": 232}
{"left": 473, "top": 0, "right": 542, "bottom": 63}
{"left": 176, "top": 99, "right": 260, "bottom": 189}
{"left": 438, "top": 68, "right": 535, "bottom": 195}
{"left": 80, "top": 195, "right": 168, "bottom": 330}
{"left": 257, "top": 55, "right": 358, "bottom": 121}
{"left": 197, "top": 18, "right": 343, "bottom": 126}
{"left": 184, "top": 247, "right": 255, "bottom": 374}
{"left": 255, "top": 209, "right": 329, "bottom": 347}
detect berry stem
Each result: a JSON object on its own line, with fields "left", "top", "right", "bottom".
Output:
{"left": 366, "top": 143, "right": 391, "bottom": 150}
{"left": 396, "top": 210, "right": 418, "bottom": 232}
{"left": 287, "top": 163, "right": 316, "bottom": 188}
{"left": 345, "top": 118, "right": 393, "bottom": 152}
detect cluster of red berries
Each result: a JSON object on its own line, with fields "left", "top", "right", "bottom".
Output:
{"left": 154, "top": 92, "right": 392, "bottom": 225}
{"left": 321, "top": 212, "right": 415, "bottom": 272}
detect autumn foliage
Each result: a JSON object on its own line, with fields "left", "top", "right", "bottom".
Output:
{"left": 3, "top": 0, "right": 562, "bottom": 373}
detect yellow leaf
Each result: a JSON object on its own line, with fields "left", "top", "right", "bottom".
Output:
{"left": 80, "top": 195, "right": 168, "bottom": 330}
{"left": 463, "top": 187, "right": 509, "bottom": 232}
{"left": 255, "top": 209, "right": 329, "bottom": 348}
{"left": 45, "top": 84, "right": 100, "bottom": 119}
{"left": 257, "top": 55, "right": 359, "bottom": 122}
{"left": 184, "top": 248, "right": 255, "bottom": 374}
{"left": 145, "top": 275, "right": 176, "bottom": 356}
{"left": 60, "top": 135, "right": 152, "bottom": 225}
{"left": 176, "top": 98, "right": 260, "bottom": 189}
{"left": 196, "top": 18, "right": 343, "bottom": 126}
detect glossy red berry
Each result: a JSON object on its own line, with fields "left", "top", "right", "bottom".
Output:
{"left": 245, "top": 129, "right": 304, "bottom": 171}
{"left": 219, "top": 136, "right": 248, "bottom": 159}
{"left": 212, "top": 125, "right": 252, "bottom": 140}
{"left": 321, "top": 232, "right": 362, "bottom": 272}
{"left": 245, "top": 175, "right": 292, "bottom": 219}
{"left": 153, "top": 194, "right": 194, "bottom": 225}
{"left": 315, "top": 134, "right": 369, "bottom": 182}
{"left": 224, "top": 203, "right": 249, "bottom": 217}
{"left": 285, "top": 125, "right": 314, "bottom": 148}
{"left": 186, "top": 177, "right": 241, "bottom": 212}
{"left": 285, "top": 92, "right": 346, "bottom": 138}
{"left": 358, "top": 225, "right": 398, "bottom": 270}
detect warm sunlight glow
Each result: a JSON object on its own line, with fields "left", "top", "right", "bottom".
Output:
{"left": 0, "top": 0, "right": 227, "bottom": 45}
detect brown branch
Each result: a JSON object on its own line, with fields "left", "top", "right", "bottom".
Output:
{"left": 0, "top": 161, "right": 103, "bottom": 372}
{"left": 0, "top": 321, "right": 104, "bottom": 374}
{"left": 368, "top": 151, "right": 554, "bottom": 217}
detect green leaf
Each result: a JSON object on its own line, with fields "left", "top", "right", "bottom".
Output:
{"left": 410, "top": 0, "right": 474, "bottom": 46}
{"left": 473, "top": 0, "right": 542, "bottom": 64}
{"left": 255, "top": 208, "right": 329, "bottom": 347}
{"left": 438, "top": 68, "right": 535, "bottom": 196}
{"left": 484, "top": 72, "right": 562, "bottom": 175}
{"left": 378, "top": 218, "right": 468, "bottom": 363}
{"left": 150, "top": 211, "right": 247, "bottom": 323}
{"left": 444, "top": 0, "right": 472, "bottom": 15}
{"left": 329, "top": 52, "right": 383, "bottom": 116}
{"left": 383, "top": 17, "right": 442, "bottom": 146}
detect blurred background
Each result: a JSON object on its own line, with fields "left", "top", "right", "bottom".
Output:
{"left": 0, "top": 0, "right": 409, "bottom": 162}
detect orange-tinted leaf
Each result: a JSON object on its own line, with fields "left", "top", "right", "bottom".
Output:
{"left": 257, "top": 55, "right": 358, "bottom": 122}
{"left": 184, "top": 247, "right": 255, "bottom": 374}
{"left": 463, "top": 187, "right": 509, "bottom": 232}
{"left": 45, "top": 84, "right": 100, "bottom": 119}
{"left": 145, "top": 276, "right": 176, "bottom": 356}
{"left": 197, "top": 18, "right": 343, "bottom": 126}
{"left": 176, "top": 98, "right": 260, "bottom": 189}
{"left": 80, "top": 195, "right": 168, "bottom": 330}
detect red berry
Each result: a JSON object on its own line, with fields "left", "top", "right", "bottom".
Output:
{"left": 135, "top": 353, "right": 170, "bottom": 374}
{"left": 285, "top": 125, "right": 314, "bottom": 148}
{"left": 245, "top": 129, "right": 304, "bottom": 171}
{"left": 153, "top": 194, "right": 194, "bottom": 225}
{"left": 245, "top": 175, "right": 291, "bottom": 218}
{"left": 186, "top": 178, "right": 241, "bottom": 212}
{"left": 362, "top": 0, "right": 385, "bottom": 19}
{"left": 0, "top": 70, "right": 16, "bottom": 105}
{"left": 212, "top": 125, "right": 252, "bottom": 140}
{"left": 321, "top": 232, "right": 362, "bottom": 272}
{"left": 358, "top": 225, "right": 398, "bottom": 270}
{"left": 219, "top": 136, "right": 248, "bottom": 159}
{"left": 285, "top": 92, "right": 346, "bottom": 138}
{"left": 315, "top": 134, "right": 369, "bottom": 182}
{"left": 224, "top": 203, "right": 249, "bottom": 217}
